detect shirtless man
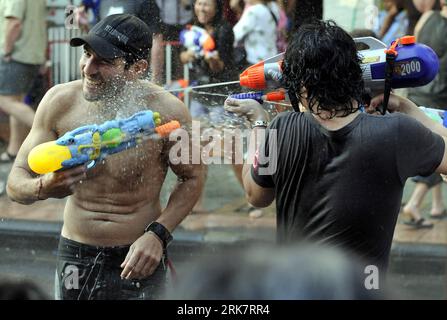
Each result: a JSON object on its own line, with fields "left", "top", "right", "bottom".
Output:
{"left": 6, "top": 14, "right": 204, "bottom": 300}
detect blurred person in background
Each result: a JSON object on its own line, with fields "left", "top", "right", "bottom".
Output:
{"left": 179, "top": 0, "right": 237, "bottom": 124}
{"left": 0, "top": 278, "right": 49, "bottom": 300}
{"left": 180, "top": 0, "right": 238, "bottom": 214}
{"left": 77, "top": 0, "right": 101, "bottom": 30}
{"left": 233, "top": 0, "right": 280, "bottom": 65}
{"left": 229, "top": 0, "right": 245, "bottom": 19}
{"left": 374, "top": 0, "right": 409, "bottom": 45}
{"left": 156, "top": 0, "right": 194, "bottom": 82}
{"left": 165, "top": 244, "right": 386, "bottom": 299}
{"left": 0, "top": 0, "right": 47, "bottom": 164}
{"left": 402, "top": 0, "right": 447, "bottom": 228}
{"left": 275, "top": 0, "right": 290, "bottom": 52}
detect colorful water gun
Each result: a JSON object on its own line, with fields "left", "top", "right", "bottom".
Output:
{"left": 179, "top": 25, "right": 216, "bottom": 58}
{"left": 231, "top": 36, "right": 440, "bottom": 112}
{"left": 419, "top": 107, "right": 447, "bottom": 127}
{"left": 28, "top": 111, "right": 180, "bottom": 174}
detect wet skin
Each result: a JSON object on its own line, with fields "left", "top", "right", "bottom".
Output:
{"left": 7, "top": 49, "right": 204, "bottom": 279}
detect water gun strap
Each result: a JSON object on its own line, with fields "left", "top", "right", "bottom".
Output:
{"left": 382, "top": 40, "right": 400, "bottom": 115}
{"left": 166, "top": 257, "right": 177, "bottom": 285}
{"left": 288, "top": 87, "right": 301, "bottom": 112}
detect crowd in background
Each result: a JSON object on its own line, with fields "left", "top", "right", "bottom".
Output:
{"left": 0, "top": 0, "right": 447, "bottom": 301}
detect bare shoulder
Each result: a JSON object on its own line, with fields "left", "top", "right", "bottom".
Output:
{"left": 36, "top": 80, "right": 83, "bottom": 121}
{"left": 143, "top": 81, "right": 191, "bottom": 124}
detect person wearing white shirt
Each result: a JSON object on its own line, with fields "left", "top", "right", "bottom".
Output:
{"left": 233, "top": 0, "right": 280, "bottom": 64}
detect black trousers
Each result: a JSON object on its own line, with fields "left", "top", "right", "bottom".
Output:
{"left": 55, "top": 236, "right": 167, "bottom": 300}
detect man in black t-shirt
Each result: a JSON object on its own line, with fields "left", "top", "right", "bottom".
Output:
{"left": 224, "top": 20, "right": 447, "bottom": 273}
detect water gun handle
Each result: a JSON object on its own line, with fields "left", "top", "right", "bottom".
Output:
{"left": 230, "top": 91, "right": 286, "bottom": 104}
{"left": 230, "top": 92, "right": 264, "bottom": 104}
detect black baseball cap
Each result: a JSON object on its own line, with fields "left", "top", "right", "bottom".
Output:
{"left": 70, "top": 14, "right": 152, "bottom": 60}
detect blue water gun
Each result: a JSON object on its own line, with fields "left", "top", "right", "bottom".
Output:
{"left": 179, "top": 25, "right": 216, "bottom": 58}
{"left": 28, "top": 111, "right": 180, "bottom": 174}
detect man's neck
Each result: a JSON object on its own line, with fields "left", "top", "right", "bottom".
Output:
{"left": 308, "top": 103, "right": 361, "bottom": 131}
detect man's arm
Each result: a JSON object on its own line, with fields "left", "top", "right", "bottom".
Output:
{"left": 369, "top": 93, "right": 447, "bottom": 174}
{"left": 157, "top": 98, "right": 206, "bottom": 231}
{"left": 225, "top": 98, "right": 275, "bottom": 208}
{"left": 3, "top": 17, "right": 22, "bottom": 61}
{"left": 7, "top": 85, "right": 87, "bottom": 205}
{"left": 241, "top": 128, "right": 275, "bottom": 208}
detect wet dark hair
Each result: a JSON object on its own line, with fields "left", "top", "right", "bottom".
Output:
{"left": 283, "top": 20, "right": 364, "bottom": 118}
{"left": 193, "top": 0, "right": 224, "bottom": 28}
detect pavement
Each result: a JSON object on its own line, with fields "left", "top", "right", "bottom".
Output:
{"left": 0, "top": 153, "right": 446, "bottom": 299}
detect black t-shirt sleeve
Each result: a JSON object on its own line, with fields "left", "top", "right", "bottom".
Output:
{"left": 137, "top": 0, "right": 161, "bottom": 35}
{"left": 396, "top": 114, "right": 445, "bottom": 181}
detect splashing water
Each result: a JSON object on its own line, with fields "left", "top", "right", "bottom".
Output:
{"left": 187, "top": 90, "right": 292, "bottom": 130}
{"left": 162, "top": 80, "right": 241, "bottom": 94}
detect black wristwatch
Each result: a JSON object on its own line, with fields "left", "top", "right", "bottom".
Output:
{"left": 144, "top": 221, "right": 173, "bottom": 249}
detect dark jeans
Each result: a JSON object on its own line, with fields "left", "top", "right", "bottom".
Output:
{"left": 55, "top": 236, "right": 167, "bottom": 300}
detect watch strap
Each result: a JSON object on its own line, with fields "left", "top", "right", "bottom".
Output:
{"left": 144, "top": 222, "right": 173, "bottom": 249}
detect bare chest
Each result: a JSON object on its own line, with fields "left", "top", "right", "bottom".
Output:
{"left": 54, "top": 101, "right": 168, "bottom": 188}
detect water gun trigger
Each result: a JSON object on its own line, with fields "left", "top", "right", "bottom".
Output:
{"left": 86, "top": 159, "right": 96, "bottom": 170}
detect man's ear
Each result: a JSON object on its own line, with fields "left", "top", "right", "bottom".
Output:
{"left": 130, "top": 59, "right": 149, "bottom": 77}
